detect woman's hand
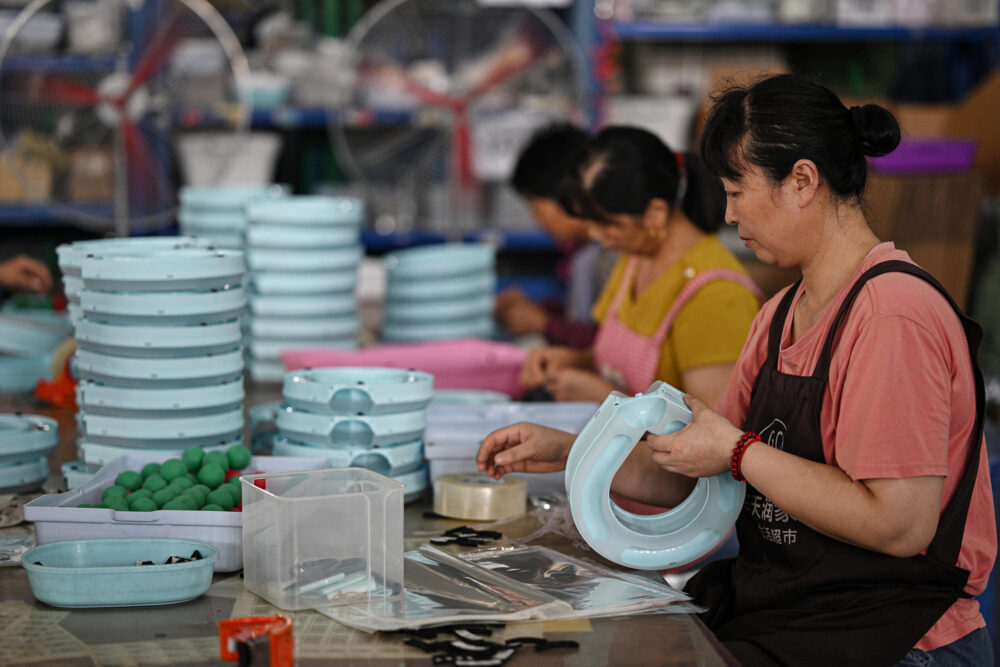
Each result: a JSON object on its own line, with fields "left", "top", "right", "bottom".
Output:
{"left": 477, "top": 422, "right": 576, "bottom": 479}
{"left": 520, "top": 346, "right": 588, "bottom": 389}
{"left": 644, "top": 395, "right": 741, "bottom": 478}
{"left": 0, "top": 255, "right": 52, "bottom": 293}
{"left": 545, "top": 367, "right": 614, "bottom": 402}
{"left": 496, "top": 288, "right": 548, "bottom": 335}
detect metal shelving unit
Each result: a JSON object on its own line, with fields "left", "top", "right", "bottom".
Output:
{"left": 610, "top": 21, "right": 1000, "bottom": 42}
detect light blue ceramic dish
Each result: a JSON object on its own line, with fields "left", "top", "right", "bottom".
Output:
{"left": 22, "top": 539, "right": 218, "bottom": 608}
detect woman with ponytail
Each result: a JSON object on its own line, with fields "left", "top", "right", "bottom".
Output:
{"left": 519, "top": 125, "right": 762, "bottom": 405}
{"left": 479, "top": 75, "right": 995, "bottom": 666}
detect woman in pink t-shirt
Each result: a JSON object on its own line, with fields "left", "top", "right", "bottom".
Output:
{"left": 477, "top": 74, "right": 996, "bottom": 667}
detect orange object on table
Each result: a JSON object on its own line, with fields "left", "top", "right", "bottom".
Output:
{"left": 218, "top": 614, "right": 293, "bottom": 667}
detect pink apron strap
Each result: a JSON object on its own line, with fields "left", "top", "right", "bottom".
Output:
{"left": 652, "top": 269, "right": 765, "bottom": 345}
{"left": 607, "top": 257, "right": 638, "bottom": 317}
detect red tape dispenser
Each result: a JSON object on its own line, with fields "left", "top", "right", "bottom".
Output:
{"left": 218, "top": 615, "right": 293, "bottom": 667}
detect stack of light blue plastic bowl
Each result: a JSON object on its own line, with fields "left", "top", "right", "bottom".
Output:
{"left": 58, "top": 238, "right": 248, "bottom": 481}
{"left": 272, "top": 367, "right": 433, "bottom": 502}
{"left": 178, "top": 185, "right": 289, "bottom": 250}
{"left": 244, "top": 195, "right": 364, "bottom": 382}
{"left": 0, "top": 306, "right": 72, "bottom": 393}
{"left": 382, "top": 243, "right": 496, "bottom": 342}
{"left": 0, "top": 413, "right": 59, "bottom": 492}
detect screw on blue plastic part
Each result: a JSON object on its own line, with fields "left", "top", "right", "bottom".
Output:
{"left": 565, "top": 380, "right": 745, "bottom": 571}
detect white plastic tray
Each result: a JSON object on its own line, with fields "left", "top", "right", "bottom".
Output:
{"left": 25, "top": 454, "right": 327, "bottom": 572}
{"left": 79, "top": 286, "right": 246, "bottom": 325}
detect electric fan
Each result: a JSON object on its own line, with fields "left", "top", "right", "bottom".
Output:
{"left": 333, "top": 0, "right": 589, "bottom": 238}
{"left": 0, "top": 0, "right": 251, "bottom": 236}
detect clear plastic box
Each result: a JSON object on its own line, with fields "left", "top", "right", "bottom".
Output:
{"left": 241, "top": 467, "right": 404, "bottom": 611}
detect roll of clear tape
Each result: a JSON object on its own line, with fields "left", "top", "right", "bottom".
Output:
{"left": 432, "top": 473, "right": 527, "bottom": 521}
{"left": 565, "top": 380, "right": 745, "bottom": 571}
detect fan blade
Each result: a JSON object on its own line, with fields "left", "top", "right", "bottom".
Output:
{"left": 38, "top": 76, "right": 100, "bottom": 106}
{"left": 121, "top": 118, "right": 170, "bottom": 217}
{"left": 122, "top": 8, "right": 185, "bottom": 101}
{"left": 466, "top": 35, "right": 546, "bottom": 102}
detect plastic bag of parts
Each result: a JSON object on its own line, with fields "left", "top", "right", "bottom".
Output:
{"left": 460, "top": 545, "right": 693, "bottom": 618}
{"left": 318, "top": 544, "right": 571, "bottom": 632}
{"left": 319, "top": 544, "right": 693, "bottom": 632}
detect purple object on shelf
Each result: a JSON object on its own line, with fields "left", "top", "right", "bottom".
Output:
{"left": 869, "top": 139, "right": 978, "bottom": 174}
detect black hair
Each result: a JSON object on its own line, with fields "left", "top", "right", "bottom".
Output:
{"left": 510, "top": 123, "right": 589, "bottom": 199}
{"left": 700, "top": 73, "right": 901, "bottom": 201}
{"left": 558, "top": 125, "right": 726, "bottom": 233}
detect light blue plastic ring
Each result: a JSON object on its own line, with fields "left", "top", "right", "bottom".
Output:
{"left": 0, "top": 414, "right": 59, "bottom": 464}
{"left": 565, "top": 381, "right": 745, "bottom": 571}
{"left": 283, "top": 367, "right": 434, "bottom": 415}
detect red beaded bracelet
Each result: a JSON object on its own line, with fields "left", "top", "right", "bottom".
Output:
{"left": 730, "top": 431, "right": 762, "bottom": 482}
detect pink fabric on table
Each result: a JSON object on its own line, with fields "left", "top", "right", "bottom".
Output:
{"left": 281, "top": 338, "right": 529, "bottom": 399}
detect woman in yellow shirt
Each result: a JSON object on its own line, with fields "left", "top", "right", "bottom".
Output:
{"left": 520, "top": 126, "right": 761, "bottom": 406}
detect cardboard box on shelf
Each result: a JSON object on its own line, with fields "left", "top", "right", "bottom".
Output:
{"left": 67, "top": 147, "right": 114, "bottom": 202}
{"left": 0, "top": 150, "right": 52, "bottom": 202}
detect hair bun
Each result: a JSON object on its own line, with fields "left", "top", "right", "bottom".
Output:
{"left": 849, "top": 103, "right": 901, "bottom": 158}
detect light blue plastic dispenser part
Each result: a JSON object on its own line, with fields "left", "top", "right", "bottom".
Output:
{"left": 250, "top": 270, "right": 356, "bottom": 295}
{"left": 245, "top": 194, "right": 363, "bottom": 226}
{"left": 0, "top": 414, "right": 58, "bottom": 464}
{"left": 80, "top": 249, "right": 245, "bottom": 292}
{"left": 179, "top": 184, "right": 288, "bottom": 211}
{"left": 75, "top": 379, "right": 244, "bottom": 417}
{"left": 275, "top": 406, "right": 427, "bottom": 448}
{"left": 56, "top": 236, "right": 207, "bottom": 277}
{"left": 282, "top": 367, "right": 434, "bottom": 415}
{"left": 565, "top": 381, "right": 745, "bottom": 571}
{"left": 74, "top": 320, "right": 242, "bottom": 358}
{"left": 246, "top": 245, "right": 362, "bottom": 272}
{"left": 385, "top": 271, "right": 495, "bottom": 302}
{"left": 381, "top": 316, "right": 493, "bottom": 343}
{"left": 246, "top": 224, "right": 358, "bottom": 249}
{"left": 75, "top": 348, "right": 245, "bottom": 388}
{"left": 383, "top": 243, "right": 494, "bottom": 280}
{"left": 273, "top": 436, "right": 424, "bottom": 476}
{"left": 79, "top": 285, "right": 246, "bottom": 325}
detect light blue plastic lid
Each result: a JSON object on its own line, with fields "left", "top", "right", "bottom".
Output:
{"left": 22, "top": 539, "right": 219, "bottom": 608}
{"left": 75, "top": 378, "right": 244, "bottom": 416}
{"left": 0, "top": 414, "right": 59, "bottom": 463}
{"left": 248, "top": 335, "right": 358, "bottom": 361}
{"left": 383, "top": 293, "right": 493, "bottom": 323}
{"left": 0, "top": 456, "right": 49, "bottom": 493}
{"left": 74, "top": 319, "right": 243, "bottom": 358}
{"left": 249, "top": 269, "right": 356, "bottom": 295}
{"left": 246, "top": 245, "right": 362, "bottom": 272}
{"left": 246, "top": 195, "right": 364, "bottom": 226}
{"left": 246, "top": 223, "right": 359, "bottom": 249}
{"left": 179, "top": 184, "right": 288, "bottom": 211}
{"left": 383, "top": 243, "right": 495, "bottom": 280}
{"left": 248, "top": 293, "right": 356, "bottom": 318}
{"left": 176, "top": 230, "right": 244, "bottom": 250}
{"left": 0, "top": 315, "right": 69, "bottom": 355}
{"left": 384, "top": 272, "right": 496, "bottom": 302}
{"left": 393, "top": 463, "right": 429, "bottom": 504}
{"left": 75, "top": 348, "right": 245, "bottom": 387}
{"left": 276, "top": 405, "right": 427, "bottom": 448}
{"left": 80, "top": 285, "right": 246, "bottom": 325}
{"left": 272, "top": 436, "right": 424, "bottom": 477}
{"left": 0, "top": 355, "right": 51, "bottom": 392}
{"left": 81, "top": 249, "right": 245, "bottom": 292}
{"left": 381, "top": 316, "right": 493, "bottom": 343}
{"left": 78, "top": 406, "right": 244, "bottom": 447}
{"left": 177, "top": 209, "right": 246, "bottom": 229}
{"left": 283, "top": 367, "right": 434, "bottom": 415}
{"left": 56, "top": 236, "right": 206, "bottom": 276}
{"left": 564, "top": 381, "right": 745, "bottom": 571}
{"left": 79, "top": 438, "right": 240, "bottom": 466}
{"left": 248, "top": 315, "right": 360, "bottom": 339}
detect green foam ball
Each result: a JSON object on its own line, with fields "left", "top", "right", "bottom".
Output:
{"left": 182, "top": 487, "right": 206, "bottom": 508}
{"left": 205, "top": 488, "right": 234, "bottom": 511}
{"left": 197, "top": 462, "right": 225, "bottom": 489}
{"left": 142, "top": 474, "right": 167, "bottom": 492}
{"left": 204, "top": 450, "right": 229, "bottom": 470}
{"left": 169, "top": 476, "right": 194, "bottom": 490}
{"left": 226, "top": 445, "right": 251, "bottom": 470}
{"left": 201, "top": 503, "right": 225, "bottom": 512}
{"left": 101, "top": 498, "right": 129, "bottom": 511}
{"left": 130, "top": 488, "right": 153, "bottom": 499}
{"left": 151, "top": 489, "right": 175, "bottom": 508}
{"left": 115, "top": 471, "right": 142, "bottom": 491}
{"left": 219, "top": 482, "right": 241, "bottom": 505}
{"left": 101, "top": 485, "right": 128, "bottom": 501}
{"left": 160, "top": 458, "right": 186, "bottom": 482}
{"left": 140, "top": 462, "right": 161, "bottom": 480}
{"left": 129, "top": 497, "right": 157, "bottom": 512}
{"left": 182, "top": 447, "right": 205, "bottom": 472}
